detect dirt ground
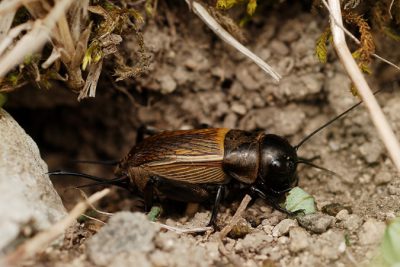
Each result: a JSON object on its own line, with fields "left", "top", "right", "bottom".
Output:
{"left": 5, "top": 2, "right": 400, "bottom": 266}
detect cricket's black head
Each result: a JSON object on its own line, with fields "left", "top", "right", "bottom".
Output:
{"left": 258, "top": 134, "right": 298, "bottom": 194}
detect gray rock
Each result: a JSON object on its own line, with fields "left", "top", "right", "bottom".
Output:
{"left": 335, "top": 209, "right": 350, "bottom": 221}
{"left": 269, "top": 40, "right": 290, "bottom": 56}
{"left": 359, "top": 142, "right": 383, "bottom": 164}
{"left": 0, "top": 109, "right": 66, "bottom": 254}
{"left": 157, "top": 74, "right": 177, "bottom": 94}
{"left": 272, "top": 219, "right": 298, "bottom": 237}
{"left": 374, "top": 167, "right": 394, "bottom": 185}
{"left": 297, "top": 213, "right": 335, "bottom": 234}
{"left": 236, "top": 66, "right": 260, "bottom": 90}
{"left": 86, "top": 212, "right": 159, "bottom": 266}
{"left": 231, "top": 102, "right": 247, "bottom": 115}
{"left": 342, "top": 214, "right": 363, "bottom": 231}
{"left": 289, "top": 227, "right": 309, "bottom": 252}
{"left": 238, "top": 230, "right": 273, "bottom": 251}
{"left": 358, "top": 219, "right": 386, "bottom": 245}
{"left": 312, "top": 230, "right": 345, "bottom": 260}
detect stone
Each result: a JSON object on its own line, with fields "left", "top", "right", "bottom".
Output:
{"left": 359, "top": 142, "right": 383, "bottom": 164}
{"left": 297, "top": 213, "right": 335, "bottom": 234}
{"left": 312, "top": 230, "right": 345, "bottom": 260}
{"left": 0, "top": 109, "right": 66, "bottom": 254}
{"left": 236, "top": 67, "right": 259, "bottom": 90}
{"left": 269, "top": 40, "right": 290, "bottom": 56}
{"left": 289, "top": 227, "right": 309, "bottom": 252}
{"left": 86, "top": 212, "right": 159, "bottom": 266}
{"left": 272, "top": 219, "right": 298, "bottom": 237}
{"left": 336, "top": 209, "right": 349, "bottom": 221}
{"left": 374, "top": 167, "right": 394, "bottom": 185}
{"left": 157, "top": 74, "right": 177, "bottom": 94}
{"left": 358, "top": 219, "right": 386, "bottom": 245}
{"left": 231, "top": 103, "right": 247, "bottom": 115}
{"left": 342, "top": 214, "right": 363, "bottom": 231}
{"left": 239, "top": 230, "right": 273, "bottom": 251}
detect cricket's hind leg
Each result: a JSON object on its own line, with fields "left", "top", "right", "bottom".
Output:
{"left": 143, "top": 174, "right": 225, "bottom": 226}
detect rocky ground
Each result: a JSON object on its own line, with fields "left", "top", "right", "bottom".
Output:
{"left": 2, "top": 2, "right": 400, "bottom": 267}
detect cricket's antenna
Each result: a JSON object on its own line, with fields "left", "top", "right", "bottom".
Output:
{"left": 295, "top": 89, "right": 382, "bottom": 150}
{"left": 48, "top": 170, "right": 129, "bottom": 188}
{"left": 72, "top": 159, "right": 119, "bottom": 165}
{"left": 297, "top": 159, "right": 338, "bottom": 176}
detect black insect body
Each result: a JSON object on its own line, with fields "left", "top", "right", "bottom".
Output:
{"left": 51, "top": 98, "right": 366, "bottom": 226}
{"left": 115, "top": 128, "right": 299, "bottom": 225}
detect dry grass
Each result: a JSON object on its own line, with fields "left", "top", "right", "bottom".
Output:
{"left": 0, "top": 0, "right": 148, "bottom": 100}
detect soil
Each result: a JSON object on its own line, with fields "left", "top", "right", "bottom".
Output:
{"left": 5, "top": 2, "right": 400, "bottom": 266}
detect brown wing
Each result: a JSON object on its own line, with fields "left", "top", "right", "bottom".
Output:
{"left": 125, "top": 128, "right": 230, "bottom": 184}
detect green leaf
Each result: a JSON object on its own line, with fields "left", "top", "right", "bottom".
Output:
{"left": 380, "top": 217, "right": 400, "bottom": 265}
{"left": 0, "top": 93, "right": 7, "bottom": 108}
{"left": 284, "top": 187, "right": 316, "bottom": 215}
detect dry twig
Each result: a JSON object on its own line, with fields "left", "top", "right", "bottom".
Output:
{"left": 326, "top": 0, "right": 400, "bottom": 172}
{"left": 0, "top": 0, "right": 17, "bottom": 42}
{"left": 77, "top": 188, "right": 114, "bottom": 217}
{"left": 2, "top": 188, "right": 110, "bottom": 267}
{"left": 185, "top": 0, "right": 281, "bottom": 82}
{"left": 0, "top": 0, "right": 74, "bottom": 78}
{"left": 218, "top": 194, "right": 252, "bottom": 267}
{"left": 153, "top": 222, "right": 213, "bottom": 234}
{"left": 0, "top": 22, "right": 32, "bottom": 56}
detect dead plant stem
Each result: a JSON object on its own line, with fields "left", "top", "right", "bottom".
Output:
{"left": 185, "top": 0, "right": 281, "bottom": 82}
{"left": 327, "top": 0, "right": 400, "bottom": 172}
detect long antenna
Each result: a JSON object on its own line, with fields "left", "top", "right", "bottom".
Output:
{"left": 71, "top": 159, "right": 120, "bottom": 165}
{"left": 297, "top": 160, "right": 338, "bottom": 176}
{"left": 48, "top": 170, "right": 129, "bottom": 188}
{"left": 295, "top": 89, "right": 382, "bottom": 150}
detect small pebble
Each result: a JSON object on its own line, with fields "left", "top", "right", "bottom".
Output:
{"left": 272, "top": 219, "right": 298, "bottom": 237}
{"left": 262, "top": 224, "right": 274, "bottom": 235}
{"left": 312, "top": 230, "right": 345, "bottom": 260}
{"left": 289, "top": 227, "right": 309, "bottom": 252}
{"left": 359, "top": 142, "right": 383, "bottom": 164}
{"left": 336, "top": 209, "right": 349, "bottom": 221}
{"left": 358, "top": 219, "right": 386, "bottom": 245}
{"left": 231, "top": 103, "right": 247, "bottom": 115}
{"left": 269, "top": 40, "right": 290, "bottom": 56}
{"left": 157, "top": 74, "right": 177, "bottom": 94}
{"left": 374, "top": 168, "right": 394, "bottom": 185}
{"left": 86, "top": 212, "right": 159, "bottom": 266}
{"left": 239, "top": 230, "right": 273, "bottom": 251}
{"left": 236, "top": 67, "right": 259, "bottom": 90}
{"left": 342, "top": 214, "right": 363, "bottom": 231}
{"left": 297, "top": 213, "right": 335, "bottom": 234}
